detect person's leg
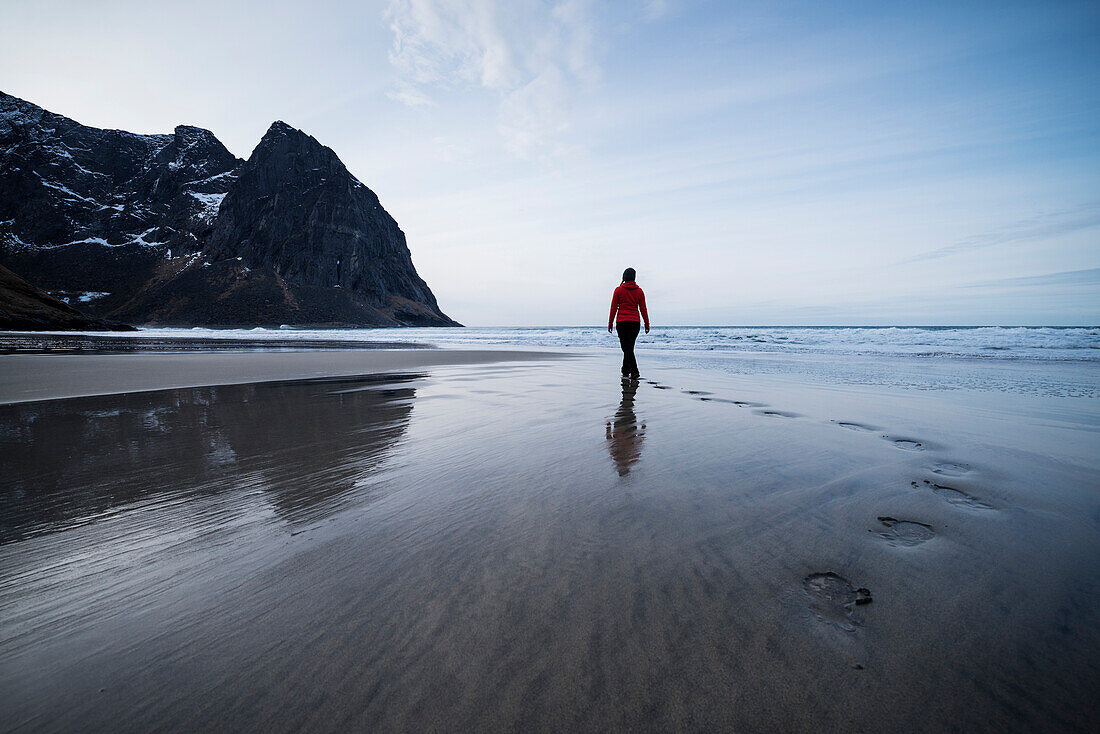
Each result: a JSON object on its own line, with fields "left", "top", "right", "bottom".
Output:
{"left": 617, "top": 321, "right": 640, "bottom": 376}
{"left": 625, "top": 322, "right": 640, "bottom": 376}
{"left": 616, "top": 322, "right": 631, "bottom": 375}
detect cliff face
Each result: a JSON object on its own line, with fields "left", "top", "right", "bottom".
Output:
{"left": 0, "top": 91, "right": 457, "bottom": 327}
{"left": 201, "top": 122, "right": 452, "bottom": 326}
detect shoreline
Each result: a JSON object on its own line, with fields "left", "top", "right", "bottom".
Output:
{"left": 0, "top": 348, "right": 569, "bottom": 405}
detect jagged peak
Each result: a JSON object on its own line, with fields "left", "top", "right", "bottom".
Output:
{"left": 251, "top": 120, "right": 342, "bottom": 169}
{"left": 167, "top": 125, "right": 238, "bottom": 164}
{"left": 261, "top": 120, "right": 310, "bottom": 141}
{"left": 173, "top": 124, "right": 219, "bottom": 141}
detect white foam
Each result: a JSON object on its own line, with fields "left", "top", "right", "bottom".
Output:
{"left": 89, "top": 326, "right": 1099, "bottom": 363}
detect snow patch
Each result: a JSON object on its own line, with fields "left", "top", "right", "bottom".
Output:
{"left": 77, "top": 291, "right": 110, "bottom": 302}
{"left": 44, "top": 145, "right": 105, "bottom": 178}
{"left": 62, "top": 237, "right": 111, "bottom": 247}
{"left": 188, "top": 190, "right": 226, "bottom": 221}
{"left": 186, "top": 170, "right": 235, "bottom": 186}
{"left": 0, "top": 227, "right": 35, "bottom": 250}
{"left": 127, "top": 227, "right": 163, "bottom": 247}
{"left": 38, "top": 178, "right": 99, "bottom": 205}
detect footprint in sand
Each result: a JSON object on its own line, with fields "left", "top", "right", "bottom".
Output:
{"left": 885, "top": 436, "right": 924, "bottom": 451}
{"left": 912, "top": 480, "right": 993, "bottom": 510}
{"left": 873, "top": 516, "right": 935, "bottom": 547}
{"left": 755, "top": 409, "right": 801, "bottom": 418}
{"left": 931, "top": 462, "right": 970, "bottom": 477}
{"left": 803, "top": 572, "right": 873, "bottom": 631}
{"left": 833, "top": 420, "right": 875, "bottom": 432}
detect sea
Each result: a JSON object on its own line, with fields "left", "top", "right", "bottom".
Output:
{"left": 322, "top": 324, "right": 1096, "bottom": 361}
{"left": 4, "top": 325, "right": 1098, "bottom": 397}
{"left": 19, "top": 324, "right": 1095, "bottom": 358}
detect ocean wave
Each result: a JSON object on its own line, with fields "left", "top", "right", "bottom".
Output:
{"left": 126, "top": 326, "right": 1100, "bottom": 362}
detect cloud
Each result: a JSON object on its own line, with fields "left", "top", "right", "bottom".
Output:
{"left": 384, "top": 0, "right": 600, "bottom": 158}
{"left": 963, "top": 267, "right": 1100, "bottom": 289}
{"left": 907, "top": 202, "right": 1100, "bottom": 263}
{"left": 386, "top": 82, "right": 434, "bottom": 106}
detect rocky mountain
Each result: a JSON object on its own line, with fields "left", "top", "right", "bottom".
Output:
{"left": 0, "top": 264, "right": 134, "bottom": 331}
{"left": 0, "top": 91, "right": 457, "bottom": 327}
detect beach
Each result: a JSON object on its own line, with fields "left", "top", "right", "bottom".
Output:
{"left": 1, "top": 334, "right": 1098, "bottom": 732}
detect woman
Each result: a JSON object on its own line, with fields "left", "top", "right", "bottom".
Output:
{"left": 608, "top": 267, "right": 650, "bottom": 378}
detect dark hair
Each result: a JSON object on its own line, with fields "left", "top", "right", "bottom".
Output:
{"left": 622, "top": 267, "right": 636, "bottom": 282}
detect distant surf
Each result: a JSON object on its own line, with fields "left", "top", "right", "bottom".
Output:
{"left": 35, "top": 325, "right": 1097, "bottom": 362}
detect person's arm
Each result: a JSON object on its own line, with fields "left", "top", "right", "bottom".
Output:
{"left": 639, "top": 291, "right": 650, "bottom": 333}
{"left": 608, "top": 289, "right": 618, "bottom": 332}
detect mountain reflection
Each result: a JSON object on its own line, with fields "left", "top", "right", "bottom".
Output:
{"left": 0, "top": 374, "right": 422, "bottom": 543}
{"left": 606, "top": 379, "right": 646, "bottom": 477}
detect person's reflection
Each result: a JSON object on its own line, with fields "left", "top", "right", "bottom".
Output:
{"left": 606, "top": 379, "right": 646, "bottom": 477}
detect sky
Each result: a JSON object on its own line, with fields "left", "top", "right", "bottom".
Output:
{"left": 1, "top": 0, "right": 1098, "bottom": 325}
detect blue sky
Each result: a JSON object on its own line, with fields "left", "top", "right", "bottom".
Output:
{"left": 2, "top": 0, "right": 1098, "bottom": 325}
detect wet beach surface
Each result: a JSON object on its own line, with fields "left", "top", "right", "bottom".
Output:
{"left": 1, "top": 352, "right": 1099, "bottom": 732}
{"left": 0, "top": 332, "right": 434, "bottom": 355}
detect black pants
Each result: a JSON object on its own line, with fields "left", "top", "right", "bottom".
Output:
{"left": 616, "top": 321, "right": 641, "bottom": 376}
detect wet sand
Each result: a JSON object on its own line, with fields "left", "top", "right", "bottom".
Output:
{"left": 1, "top": 349, "right": 1098, "bottom": 732}
{"left": 0, "top": 349, "right": 556, "bottom": 404}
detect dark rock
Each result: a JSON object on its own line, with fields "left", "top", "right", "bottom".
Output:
{"left": 0, "top": 91, "right": 457, "bottom": 327}
{"left": 0, "top": 264, "right": 134, "bottom": 331}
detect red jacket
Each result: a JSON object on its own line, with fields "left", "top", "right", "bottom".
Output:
{"left": 609, "top": 281, "right": 649, "bottom": 328}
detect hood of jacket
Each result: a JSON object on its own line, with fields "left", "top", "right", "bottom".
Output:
{"left": 621, "top": 280, "right": 640, "bottom": 289}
